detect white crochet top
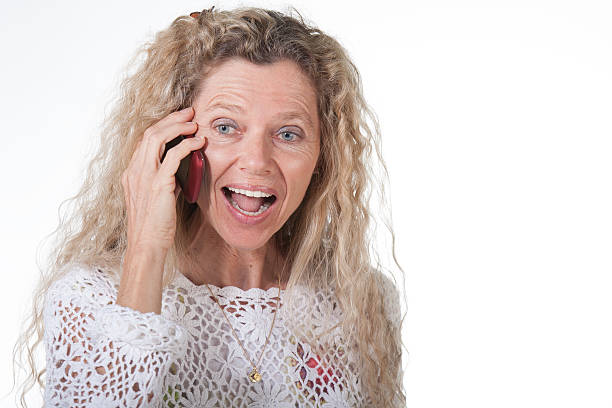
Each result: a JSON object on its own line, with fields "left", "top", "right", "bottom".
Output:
{"left": 43, "top": 264, "right": 400, "bottom": 407}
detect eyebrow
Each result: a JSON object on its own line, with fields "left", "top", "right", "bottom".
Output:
{"left": 205, "top": 101, "right": 316, "bottom": 131}
{"left": 205, "top": 101, "right": 245, "bottom": 114}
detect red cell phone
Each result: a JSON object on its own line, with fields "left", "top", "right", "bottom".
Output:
{"left": 161, "top": 134, "right": 205, "bottom": 203}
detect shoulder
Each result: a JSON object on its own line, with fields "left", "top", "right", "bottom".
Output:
{"left": 43, "top": 264, "right": 120, "bottom": 348}
{"left": 45, "top": 263, "right": 119, "bottom": 310}
{"left": 372, "top": 269, "right": 402, "bottom": 326}
{"left": 298, "top": 270, "right": 402, "bottom": 328}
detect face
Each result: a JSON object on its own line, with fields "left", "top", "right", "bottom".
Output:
{"left": 192, "top": 58, "right": 320, "bottom": 251}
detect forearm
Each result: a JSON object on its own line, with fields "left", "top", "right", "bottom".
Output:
{"left": 117, "top": 245, "right": 167, "bottom": 314}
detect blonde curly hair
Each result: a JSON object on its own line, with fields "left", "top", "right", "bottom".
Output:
{"left": 12, "top": 6, "right": 407, "bottom": 407}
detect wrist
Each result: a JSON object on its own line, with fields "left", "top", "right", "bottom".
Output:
{"left": 124, "top": 243, "right": 168, "bottom": 265}
{"left": 118, "top": 244, "right": 168, "bottom": 314}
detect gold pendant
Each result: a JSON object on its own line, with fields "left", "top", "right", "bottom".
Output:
{"left": 248, "top": 368, "right": 262, "bottom": 383}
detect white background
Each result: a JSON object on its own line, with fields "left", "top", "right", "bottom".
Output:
{"left": 1, "top": 0, "right": 611, "bottom": 407}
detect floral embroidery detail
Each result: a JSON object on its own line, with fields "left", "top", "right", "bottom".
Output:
{"left": 235, "top": 300, "right": 278, "bottom": 345}
{"left": 42, "top": 265, "right": 375, "bottom": 407}
{"left": 163, "top": 293, "right": 200, "bottom": 338}
{"left": 285, "top": 338, "right": 349, "bottom": 405}
{"left": 180, "top": 386, "right": 219, "bottom": 408}
{"left": 321, "top": 382, "right": 356, "bottom": 407}
{"left": 207, "top": 342, "right": 248, "bottom": 381}
{"left": 246, "top": 379, "right": 293, "bottom": 407}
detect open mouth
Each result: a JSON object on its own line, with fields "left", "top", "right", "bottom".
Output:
{"left": 222, "top": 186, "right": 277, "bottom": 216}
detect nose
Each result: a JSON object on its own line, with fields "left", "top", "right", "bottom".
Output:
{"left": 238, "top": 129, "right": 273, "bottom": 176}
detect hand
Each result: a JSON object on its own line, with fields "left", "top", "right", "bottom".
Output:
{"left": 121, "top": 107, "right": 206, "bottom": 253}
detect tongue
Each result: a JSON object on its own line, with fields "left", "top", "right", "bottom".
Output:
{"left": 231, "top": 192, "right": 264, "bottom": 212}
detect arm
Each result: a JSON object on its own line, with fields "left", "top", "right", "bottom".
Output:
{"left": 43, "top": 265, "right": 187, "bottom": 407}
{"left": 116, "top": 245, "right": 167, "bottom": 314}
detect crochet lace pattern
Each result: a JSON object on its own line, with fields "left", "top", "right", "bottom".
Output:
{"left": 43, "top": 264, "right": 400, "bottom": 407}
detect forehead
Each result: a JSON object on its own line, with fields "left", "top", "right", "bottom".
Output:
{"left": 195, "top": 58, "right": 319, "bottom": 129}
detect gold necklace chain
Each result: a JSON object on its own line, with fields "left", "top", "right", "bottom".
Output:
{"left": 205, "top": 272, "right": 282, "bottom": 383}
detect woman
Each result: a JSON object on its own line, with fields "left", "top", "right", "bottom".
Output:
{"left": 13, "top": 6, "right": 405, "bottom": 407}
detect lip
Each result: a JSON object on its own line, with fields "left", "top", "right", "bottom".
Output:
{"left": 221, "top": 184, "right": 280, "bottom": 225}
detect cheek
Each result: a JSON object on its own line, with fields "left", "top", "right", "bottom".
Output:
{"left": 203, "top": 145, "right": 234, "bottom": 186}
{"left": 282, "top": 151, "right": 319, "bottom": 203}
{"left": 281, "top": 138, "right": 319, "bottom": 175}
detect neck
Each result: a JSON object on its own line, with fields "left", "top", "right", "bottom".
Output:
{"left": 179, "top": 211, "right": 287, "bottom": 291}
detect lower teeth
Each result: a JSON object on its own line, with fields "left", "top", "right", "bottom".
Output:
{"left": 230, "top": 198, "right": 270, "bottom": 216}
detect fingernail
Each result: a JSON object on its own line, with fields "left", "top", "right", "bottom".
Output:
{"left": 181, "top": 106, "right": 192, "bottom": 113}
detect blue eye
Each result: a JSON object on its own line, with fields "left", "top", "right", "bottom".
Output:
{"left": 216, "top": 124, "right": 233, "bottom": 134}
{"left": 279, "top": 131, "right": 298, "bottom": 142}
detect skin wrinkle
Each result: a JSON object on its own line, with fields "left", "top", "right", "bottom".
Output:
{"left": 200, "top": 60, "right": 317, "bottom": 135}
{"left": 204, "top": 100, "right": 316, "bottom": 134}
{"left": 180, "top": 57, "right": 320, "bottom": 291}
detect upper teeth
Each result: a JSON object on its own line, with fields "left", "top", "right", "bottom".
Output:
{"left": 227, "top": 187, "right": 272, "bottom": 198}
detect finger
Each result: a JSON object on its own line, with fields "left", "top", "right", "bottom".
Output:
{"left": 156, "top": 121, "right": 201, "bottom": 162}
{"left": 158, "top": 135, "right": 206, "bottom": 181}
{"left": 141, "top": 121, "right": 199, "bottom": 168}
{"left": 146, "top": 106, "right": 195, "bottom": 135}
{"left": 126, "top": 109, "right": 197, "bottom": 186}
